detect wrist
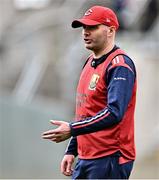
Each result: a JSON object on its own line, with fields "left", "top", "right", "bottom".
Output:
{"left": 69, "top": 123, "right": 76, "bottom": 137}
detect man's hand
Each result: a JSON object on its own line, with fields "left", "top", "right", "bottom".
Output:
{"left": 42, "top": 120, "right": 71, "bottom": 143}
{"left": 61, "top": 154, "right": 75, "bottom": 176}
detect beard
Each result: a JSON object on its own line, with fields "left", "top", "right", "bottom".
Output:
{"left": 85, "top": 41, "right": 104, "bottom": 52}
{"left": 84, "top": 37, "right": 107, "bottom": 52}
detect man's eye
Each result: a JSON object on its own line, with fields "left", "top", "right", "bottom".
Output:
{"left": 83, "top": 25, "right": 99, "bottom": 30}
{"left": 89, "top": 26, "right": 99, "bottom": 30}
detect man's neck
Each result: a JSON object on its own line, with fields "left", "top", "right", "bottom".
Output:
{"left": 93, "top": 43, "right": 115, "bottom": 59}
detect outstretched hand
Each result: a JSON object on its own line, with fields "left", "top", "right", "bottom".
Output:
{"left": 42, "top": 120, "right": 71, "bottom": 143}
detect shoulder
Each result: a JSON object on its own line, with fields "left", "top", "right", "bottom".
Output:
{"left": 107, "top": 54, "right": 136, "bottom": 75}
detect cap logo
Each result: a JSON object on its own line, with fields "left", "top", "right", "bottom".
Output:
{"left": 106, "top": 18, "right": 111, "bottom": 23}
{"left": 84, "top": 9, "right": 93, "bottom": 16}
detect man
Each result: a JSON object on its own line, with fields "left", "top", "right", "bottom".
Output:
{"left": 42, "top": 5, "right": 137, "bottom": 179}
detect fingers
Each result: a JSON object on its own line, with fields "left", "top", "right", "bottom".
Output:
{"left": 42, "top": 128, "right": 60, "bottom": 136}
{"left": 42, "top": 120, "right": 71, "bottom": 142}
{"left": 42, "top": 129, "right": 57, "bottom": 136}
{"left": 42, "top": 133, "right": 70, "bottom": 143}
{"left": 61, "top": 160, "right": 72, "bottom": 176}
{"left": 51, "top": 137, "right": 62, "bottom": 143}
{"left": 42, "top": 120, "right": 62, "bottom": 137}
{"left": 66, "top": 160, "right": 72, "bottom": 175}
{"left": 42, "top": 134, "right": 65, "bottom": 143}
{"left": 61, "top": 158, "right": 67, "bottom": 174}
{"left": 61, "top": 156, "right": 74, "bottom": 176}
{"left": 42, "top": 133, "right": 61, "bottom": 139}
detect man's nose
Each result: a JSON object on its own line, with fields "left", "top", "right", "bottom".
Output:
{"left": 83, "top": 28, "right": 91, "bottom": 37}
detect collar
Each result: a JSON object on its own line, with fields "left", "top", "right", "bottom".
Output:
{"left": 91, "top": 45, "right": 119, "bottom": 68}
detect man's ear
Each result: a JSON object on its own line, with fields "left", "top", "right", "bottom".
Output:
{"left": 108, "top": 26, "right": 115, "bottom": 36}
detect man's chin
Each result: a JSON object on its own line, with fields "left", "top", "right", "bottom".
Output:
{"left": 85, "top": 44, "right": 94, "bottom": 50}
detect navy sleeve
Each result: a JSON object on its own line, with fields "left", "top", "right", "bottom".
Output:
{"left": 70, "top": 56, "right": 136, "bottom": 136}
{"left": 65, "top": 136, "right": 78, "bottom": 156}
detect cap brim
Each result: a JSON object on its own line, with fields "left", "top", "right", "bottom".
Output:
{"left": 72, "top": 19, "right": 101, "bottom": 28}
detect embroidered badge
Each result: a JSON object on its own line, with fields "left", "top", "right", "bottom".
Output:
{"left": 89, "top": 74, "right": 100, "bottom": 90}
{"left": 85, "top": 9, "right": 93, "bottom": 16}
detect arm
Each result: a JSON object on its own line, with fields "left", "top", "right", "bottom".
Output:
{"left": 42, "top": 56, "right": 136, "bottom": 141}
{"left": 70, "top": 55, "right": 136, "bottom": 136}
{"left": 65, "top": 136, "right": 78, "bottom": 156}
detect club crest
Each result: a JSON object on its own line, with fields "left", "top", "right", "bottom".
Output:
{"left": 89, "top": 74, "right": 100, "bottom": 90}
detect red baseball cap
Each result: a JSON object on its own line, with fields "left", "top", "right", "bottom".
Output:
{"left": 72, "top": 6, "right": 119, "bottom": 30}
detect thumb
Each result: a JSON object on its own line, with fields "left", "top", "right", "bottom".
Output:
{"left": 50, "top": 120, "right": 62, "bottom": 126}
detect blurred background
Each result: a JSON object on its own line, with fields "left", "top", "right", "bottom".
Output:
{"left": 0, "top": 0, "right": 159, "bottom": 178}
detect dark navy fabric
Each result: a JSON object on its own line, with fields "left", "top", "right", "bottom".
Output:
{"left": 72, "top": 154, "right": 134, "bottom": 179}
{"left": 65, "top": 137, "right": 78, "bottom": 156}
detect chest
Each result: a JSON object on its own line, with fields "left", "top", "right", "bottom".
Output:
{"left": 77, "top": 60, "right": 108, "bottom": 98}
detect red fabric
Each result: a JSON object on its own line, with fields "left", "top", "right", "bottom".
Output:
{"left": 75, "top": 49, "right": 136, "bottom": 164}
{"left": 72, "top": 6, "right": 119, "bottom": 30}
